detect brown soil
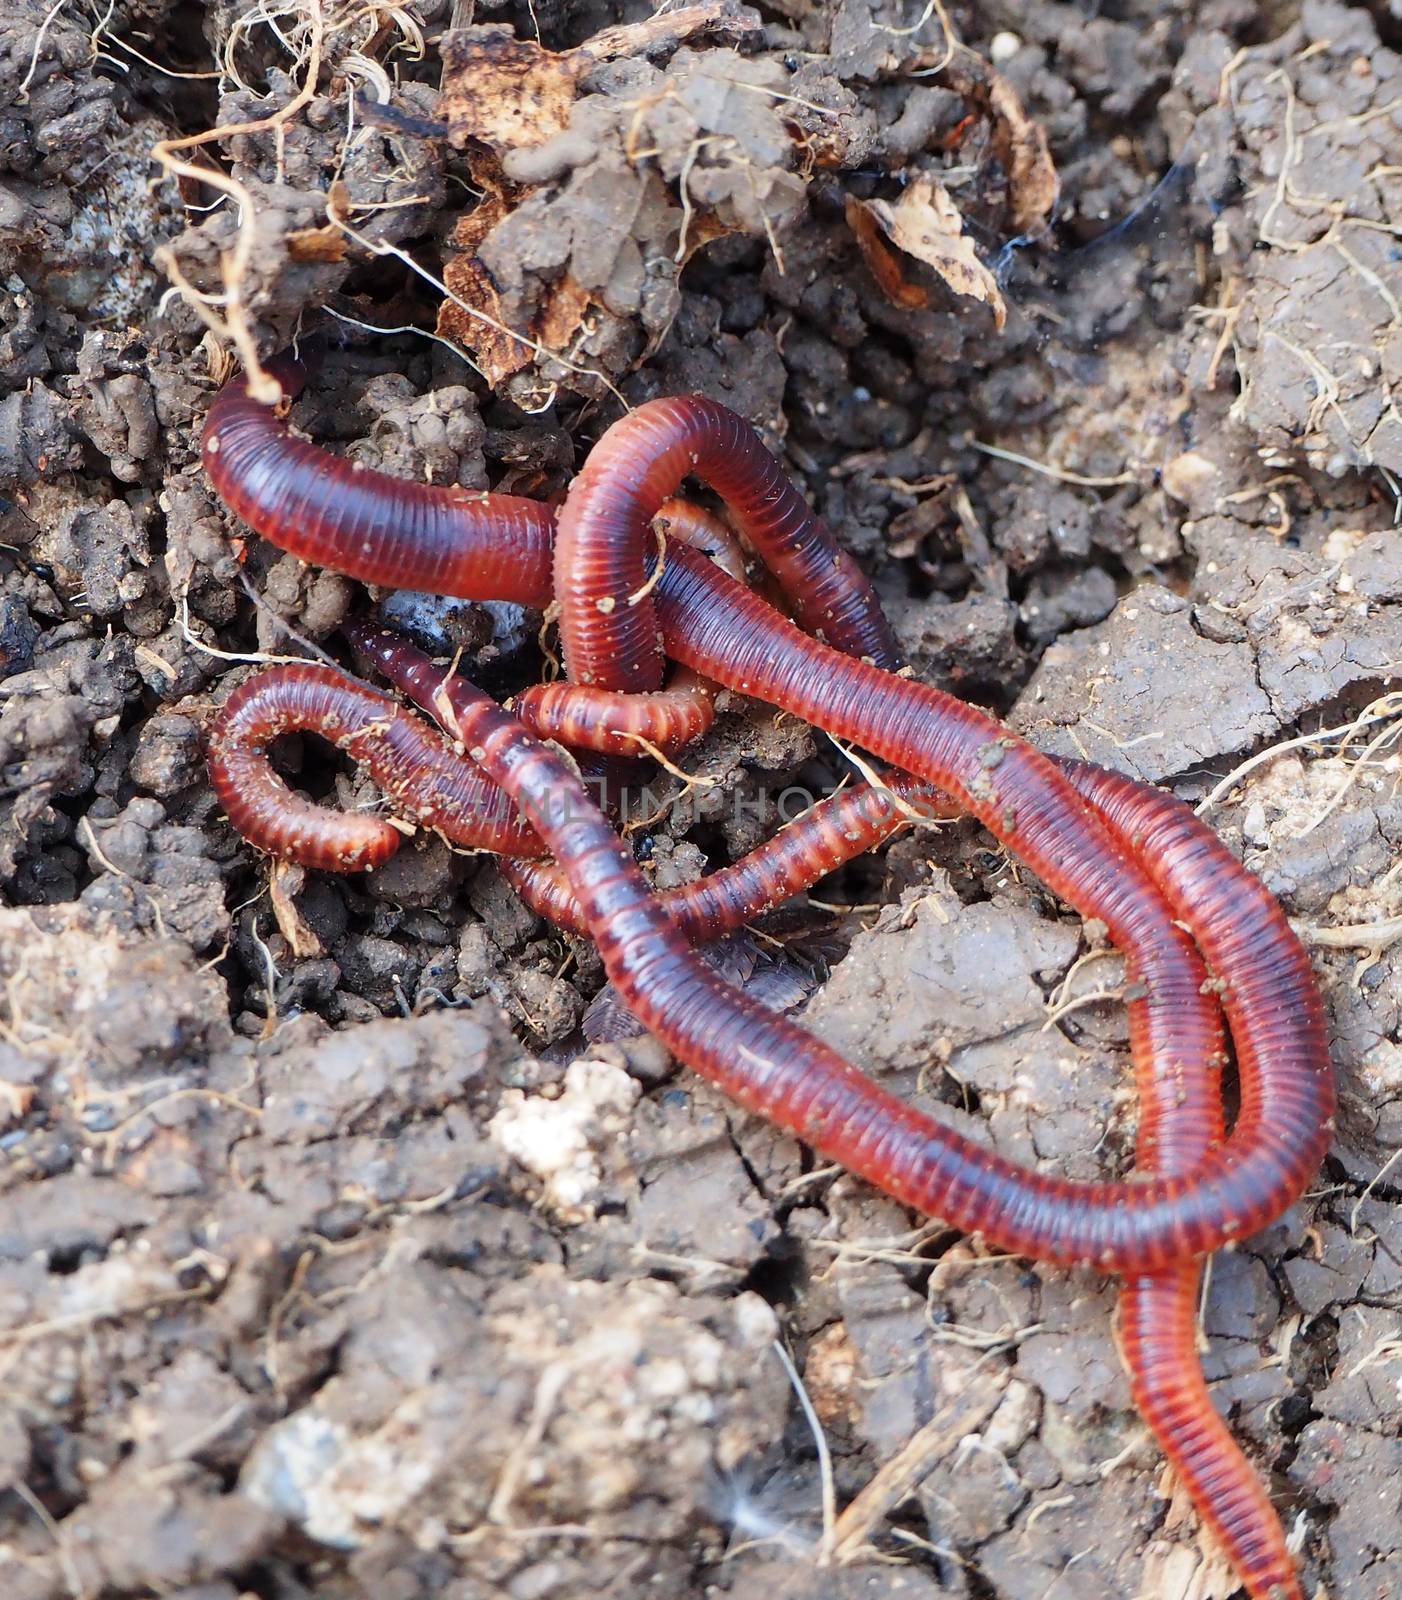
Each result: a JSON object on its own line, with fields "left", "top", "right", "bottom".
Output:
{"left": 3, "top": 2, "right": 1402, "bottom": 1598}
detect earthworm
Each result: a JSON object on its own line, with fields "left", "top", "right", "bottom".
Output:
{"left": 201, "top": 362, "right": 899, "bottom": 684}
{"left": 649, "top": 543, "right": 1334, "bottom": 1268}
{"left": 551, "top": 393, "right": 902, "bottom": 689}
{"left": 205, "top": 663, "right": 542, "bottom": 870}
{"left": 201, "top": 355, "right": 557, "bottom": 608}
{"left": 202, "top": 374, "right": 1318, "bottom": 1587}
{"left": 202, "top": 375, "right": 1333, "bottom": 1270}
{"left": 341, "top": 602, "right": 1302, "bottom": 1592}
{"left": 400, "top": 639, "right": 1305, "bottom": 1593}
{"left": 1068, "top": 762, "right": 1303, "bottom": 1600}
{"left": 511, "top": 669, "right": 717, "bottom": 757}
{"left": 331, "top": 626, "right": 1326, "bottom": 1271}
{"left": 331, "top": 600, "right": 1300, "bottom": 1586}
{"left": 341, "top": 619, "right": 953, "bottom": 934}
{"left": 207, "top": 642, "right": 1301, "bottom": 1596}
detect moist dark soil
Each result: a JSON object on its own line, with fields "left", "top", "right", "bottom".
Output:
{"left": 2, "top": 2, "right": 1402, "bottom": 1598}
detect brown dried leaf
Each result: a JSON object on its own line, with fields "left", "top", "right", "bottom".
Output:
{"left": 439, "top": 25, "right": 588, "bottom": 156}
{"left": 845, "top": 193, "right": 928, "bottom": 310}
{"left": 284, "top": 223, "right": 346, "bottom": 264}
{"left": 438, "top": 249, "right": 595, "bottom": 389}
{"left": 939, "top": 46, "right": 1059, "bottom": 235}
{"left": 848, "top": 178, "right": 1007, "bottom": 330}
{"left": 270, "top": 861, "right": 322, "bottom": 959}
{"left": 439, "top": 4, "right": 748, "bottom": 157}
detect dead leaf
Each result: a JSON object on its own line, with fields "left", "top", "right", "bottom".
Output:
{"left": 270, "top": 860, "right": 322, "bottom": 959}
{"left": 845, "top": 193, "right": 928, "bottom": 310}
{"left": 439, "top": 4, "right": 748, "bottom": 157}
{"left": 847, "top": 178, "right": 1007, "bottom": 330}
{"left": 939, "top": 45, "right": 1059, "bottom": 235}
{"left": 283, "top": 223, "right": 346, "bottom": 264}
{"left": 439, "top": 25, "right": 588, "bottom": 156}
{"left": 439, "top": 226, "right": 596, "bottom": 389}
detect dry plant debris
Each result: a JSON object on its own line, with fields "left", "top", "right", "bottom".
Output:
{"left": 847, "top": 176, "right": 1008, "bottom": 327}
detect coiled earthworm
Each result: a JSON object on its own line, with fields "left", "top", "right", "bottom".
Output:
{"left": 203, "top": 371, "right": 1333, "bottom": 1268}
{"left": 206, "top": 663, "right": 543, "bottom": 870}
{"left": 646, "top": 543, "right": 1333, "bottom": 1269}
{"left": 390, "top": 641, "right": 1306, "bottom": 1595}
{"left": 551, "top": 392, "right": 902, "bottom": 688}
{"left": 339, "top": 620, "right": 954, "bottom": 934}
{"left": 333, "top": 610, "right": 1303, "bottom": 1593}
{"left": 205, "top": 631, "right": 931, "bottom": 930}
{"left": 325, "top": 602, "right": 1301, "bottom": 1590}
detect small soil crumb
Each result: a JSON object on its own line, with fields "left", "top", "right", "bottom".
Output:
{"left": 488, "top": 1055, "right": 641, "bottom": 1218}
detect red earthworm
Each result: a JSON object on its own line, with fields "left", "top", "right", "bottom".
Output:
{"left": 339, "top": 614, "right": 1301, "bottom": 1593}
{"left": 1067, "top": 762, "right": 1303, "bottom": 1600}
{"left": 201, "top": 386, "right": 1333, "bottom": 1268}
{"left": 348, "top": 596, "right": 1299, "bottom": 1589}
{"left": 202, "top": 371, "right": 1318, "bottom": 1587}
{"left": 201, "top": 356, "right": 557, "bottom": 608}
{"left": 500, "top": 773, "right": 950, "bottom": 937}
{"left": 552, "top": 393, "right": 902, "bottom": 690}
{"left": 206, "top": 633, "right": 945, "bottom": 947}
{"left": 361, "top": 632, "right": 1300, "bottom": 1592}
{"left": 201, "top": 363, "right": 898, "bottom": 673}
{"left": 654, "top": 497, "right": 748, "bottom": 584}
{"left": 511, "top": 668, "right": 717, "bottom": 757}
{"left": 205, "top": 663, "right": 543, "bottom": 870}
{"left": 649, "top": 543, "right": 1334, "bottom": 1268}
{"left": 334, "top": 606, "right": 1296, "bottom": 1586}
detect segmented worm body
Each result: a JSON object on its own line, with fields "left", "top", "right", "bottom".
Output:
{"left": 1068, "top": 764, "right": 1303, "bottom": 1600}
{"left": 202, "top": 357, "right": 556, "bottom": 607}
{"left": 340, "top": 622, "right": 954, "bottom": 935}
{"left": 511, "top": 670, "right": 716, "bottom": 757}
{"left": 202, "top": 366, "right": 1334, "bottom": 1255}
{"left": 551, "top": 393, "right": 903, "bottom": 686}
{"left": 201, "top": 363, "right": 1330, "bottom": 1598}
{"left": 206, "top": 662, "right": 541, "bottom": 870}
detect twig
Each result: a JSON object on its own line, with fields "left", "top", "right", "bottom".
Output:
{"left": 829, "top": 1365, "right": 1009, "bottom": 1562}
{"left": 971, "top": 439, "right": 1136, "bottom": 487}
